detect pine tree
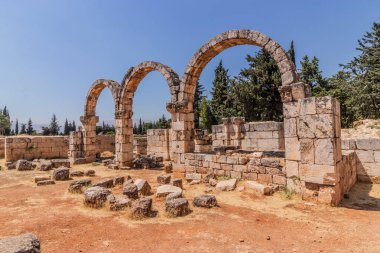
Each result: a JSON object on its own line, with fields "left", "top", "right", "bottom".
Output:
{"left": 49, "top": 114, "right": 60, "bottom": 135}
{"left": 0, "top": 111, "right": 11, "bottom": 136}
{"left": 20, "top": 123, "right": 26, "bottom": 134}
{"left": 194, "top": 79, "right": 205, "bottom": 128}
{"left": 210, "top": 60, "right": 231, "bottom": 122}
{"left": 26, "top": 118, "right": 34, "bottom": 135}
{"left": 288, "top": 40, "right": 296, "bottom": 68}
{"left": 300, "top": 55, "right": 329, "bottom": 96}
{"left": 63, "top": 119, "right": 70, "bottom": 135}
{"left": 15, "top": 119, "right": 19, "bottom": 135}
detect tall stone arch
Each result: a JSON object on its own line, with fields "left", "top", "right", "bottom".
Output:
{"left": 169, "top": 29, "right": 310, "bottom": 164}
{"left": 77, "top": 79, "right": 121, "bottom": 163}
{"left": 115, "top": 61, "right": 180, "bottom": 166}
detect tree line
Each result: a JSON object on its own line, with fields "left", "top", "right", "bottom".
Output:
{"left": 195, "top": 22, "right": 380, "bottom": 129}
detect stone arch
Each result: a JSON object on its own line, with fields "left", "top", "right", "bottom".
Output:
{"left": 179, "top": 29, "right": 298, "bottom": 103}
{"left": 115, "top": 61, "right": 180, "bottom": 166}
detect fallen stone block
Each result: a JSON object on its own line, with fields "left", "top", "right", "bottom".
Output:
{"left": 113, "top": 176, "right": 125, "bottom": 186}
{"left": 71, "top": 179, "right": 91, "bottom": 187}
{"left": 16, "top": 160, "right": 33, "bottom": 171}
{"left": 165, "top": 198, "right": 191, "bottom": 217}
{"left": 52, "top": 167, "right": 70, "bottom": 181}
{"left": 72, "top": 158, "right": 87, "bottom": 165}
{"left": 6, "top": 162, "right": 16, "bottom": 170}
{"left": 84, "top": 186, "right": 112, "bottom": 208}
{"left": 93, "top": 178, "right": 114, "bottom": 188}
{"left": 102, "top": 159, "right": 114, "bottom": 166}
{"left": 51, "top": 159, "right": 70, "bottom": 168}
{"left": 185, "top": 172, "right": 202, "bottom": 182}
{"left": 38, "top": 159, "right": 52, "bottom": 171}
{"left": 123, "top": 183, "right": 139, "bottom": 199}
{"left": 34, "top": 176, "right": 51, "bottom": 183}
{"left": 134, "top": 179, "right": 151, "bottom": 196}
{"left": 157, "top": 175, "right": 171, "bottom": 184}
{"left": 108, "top": 164, "right": 119, "bottom": 170}
{"left": 36, "top": 180, "right": 55, "bottom": 186}
{"left": 108, "top": 195, "right": 132, "bottom": 211}
{"left": 216, "top": 179, "right": 237, "bottom": 191}
{"left": 0, "top": 233, "right": 40, "bottom": 253}
{"left": 131, "top": 197, "right": 153, "bottom": 219}
{"left": 246, "top": 181, "right": 272, "bottom": 195}
{"left": 85, "top": 170, "right": 95, "bottom": 176}
{"left": 156, "top": 185, "right": 182, "bottom": 197}
{"left": 70, "top": 171, "right": 84, "bottom": 177}
{"left": 166, "top": 191, "right": 182, "bottom": 201}
{"left": 68, "top": 184, "right": 83, "bottom": 193}
{"left": 171, "top": 178, "right": 183, "bottom": 189}
{"left": 209, "top": 178, "right": 218, "bottom": 187}
{"left": 193, "top": 195, "right": 218, "bottom": 208}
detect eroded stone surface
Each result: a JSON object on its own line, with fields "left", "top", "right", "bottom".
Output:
{"left": 0, "top": 233, "right": 40, "bottom": 253}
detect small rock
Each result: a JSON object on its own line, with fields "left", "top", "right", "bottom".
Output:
{"left": 166, "top": 191, "right": 182, "bottom": 201}
{"left": 134, "top": 179, "right": 151, "bottom": 196}
{"left": 109, "top": 195, "right": 132, "bottom": 211}
{"left": 113, "top": 176, "right": 125, "bottom": 186}
{"left": 246, "top": 181, "right": 272, "bottom": 195}
{"left": 123, "top": 183, "right": 139, "bottom": 199}
{"left": 185, "top": 173, "right": 202, "bottom": 182}
{"left": 93, "top": 178, "right": 114, "bottom": 188}
{"left": 171, "top": 178, "right": 183, "bottom": 189}
{"left": 164, "top": 163, "right": 173, "bottom": 173}
{"left": 193, "top": 195, "right": 217, "bottom": 208}
{"left": 70, "top": 171, "right": 84, "bottom": 177}
{"left": 216, "top": 179, "right": 237, "bottom": 191}
{"left": 34, "top": 176, "right": 51, "bottom": 183}
{"left": 204, "top": 188, "right": 213, "bottom": 193}
{"left": 156, "top": 185, "right": 182, "bottom": 197}
{"left": 165, "top": 198, "right": 191, "bottom": 217}
{"left": 85, "top": 170, "right": 96, "bottom": 176}
{"left": 6, "top": 162, "right": 16, "bottom": 170}
{"left": 189, "top": 180, "right": 201, "bottom": 185}
{"left": 71, "top": 179, "right": 91, "bottom": 187}
{"left": 0, "top": 233, "right": 40, "bottom": 253}
{"left": 239, "top": 239, "right": 244, "bottom": 243}
{"left": 201, "top": 172, "right": 215, "bottom": 183}
{"left": 209, "top": 178, "right": 218, "bottom": 187}
{"left": 267, "top": 236, "right": 271, "bottom": 240}
{"left": 157, "top": 175, "right": 171, "bottom": 184}
{"left": 102, "top": 159, "right": 114, "bottom": 166}
{"left": 84, "top": 186, "right": 112, "bottom": 208}
{"left": 52, "top": 167, "right": 70, "bottom": 181}
{"left": 16, "top": 160, "right": 33, "bottom": 171}
{"left": 51, "top": 159, "right": 71, "bottom": 168}
{"left": 36, "top": 180, "right": 55, "bottom": 186}
{"left": 108, "top": 164, "right": 119, "bottom": 170}
{"left": 68, "top": 184, "right": 83, "bottom": 193}
{"left": 72, "top": 158, "right": 87, "bottom": 165}
{"left": 131, "top": 197, "right": 153, "bottom": 219}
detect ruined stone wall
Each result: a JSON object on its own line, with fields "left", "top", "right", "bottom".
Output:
{"left": 0, "top": 137, "right": 5, "bottom": 158}
{"left": 177, "top": 152, "right": 286, "bottom": 186}
{"left": 133, "top": 136, "right": 147, "bottom": 155}
{"left": 5, "top": 136, "right": 69, "bottom": 162}
{"left": 211, "top": 118, "right": 284, "bottom": 152}
{"left": 147, "top": 129, "right": 171, "bottom": 160}
{"left": 341, "top": 138, "right": 380, "bottom": 183}
{"left": 94, "top": 135, "right": 115, "bottom": 154}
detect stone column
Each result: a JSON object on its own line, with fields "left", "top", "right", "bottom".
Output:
{"left": 80, "top": 115, "right": 99, "bottom": 163}
{"left": 68, "top": 129, "right": 84, "bottom": 164}
{"left": 280, "top": 82, "right": 343, "bottom": 205}
{"left": 231, "top": 117, "right": 245, "bottom": 148}
{"left": 222, "top": 118, "right": 231, "bottom": 146}
{"left": 114, "top": 109, "right": 134, "bottom": 167}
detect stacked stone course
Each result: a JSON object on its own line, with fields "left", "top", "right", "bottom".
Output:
{"left": 147, "top": 129, "right": 171, "bottom": 160}
{"left": 0, "top": 137, "right": 5, "bottom": 158}
{"left": 133, "top": 136, "right": 147, "bottom": 156}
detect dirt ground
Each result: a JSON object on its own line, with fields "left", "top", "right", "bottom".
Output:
{"left": 1, "top": 160, "right": 380, "bottom": 253}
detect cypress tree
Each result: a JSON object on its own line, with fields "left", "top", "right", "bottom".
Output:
{"left": 138, "top": 118, "right": 143, "bottom": 135}
{"left": 210, "top": 60, "right": 231, "bottom": 123}
{"left": 26, "top": 118, "right": 34, "bottom": 135}
{"left": 49, "top": 114, "right": 60, "bottom": 135}
{"left": 63, "top": 119, "right": 69, "bottom": 135}
{"left": 199, "top": 97, "right": 215, "bottom": 130}
{"left": 72, "top": 121, "right": 76, "bottom": 131}
{"left": 194, "top": 79, "right": 205, "bottom": 128}
{"left": 20, "top": 123, "right": 26, "bottom": 134}
{"left": 288, "top": 41, "right": 296, "bottom": 68}
{"left": 15, "top": 119, "right": 19, "bottom": 135}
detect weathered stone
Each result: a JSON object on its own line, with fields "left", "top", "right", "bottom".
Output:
{"left": 84, "top": 186, "right": 112, "bottom": 208}
{"left": 38, "top": 159, "right": 52, "bottom": 171}
{"left": 156, "top": 184, "right": 182, "bottom": 197}
{"left": 166, "top": 191, "right": 182, "bottom": 201}
{"left": 123, "top": 183, "right": 138, "bottom": 199}
{"left": 193, "top": 195, "right": 218, "bottom": 208}
{"left": 34, "top": 176, "right": 50, "bottom": 183}
{"left": 157, "top": 175, "right": 171, "bottom": 184}
{"left": 52, "top": 167, "right": 70, "bottom": 181}
{"left": 51, "top": 159, "right": 70, "bottom": 168}
{"left": 16, "top": 160, "right": 33, "bottom": 171}
{"left": 85, "top": 170, "right": 95, "bottom": 176}
{"left": 113, "top": 176, "right": 125, "bottom": 186}
{"left": 6, "top": 162, "right": 16, "bottom": 170}
{"left": 71, "top": 179, "right": 91, "bottom": 187}
{"left": 185, "top": 172, "right": 202, "bottom": 182}
{"left": 0, "top": 233, "right": 40, "bottom": 253}
{"left": 171, "top": 178, "right": 183, "bottom": 189}
{"left": 36, "top": 179, "right": 55, "bottom": 186}
{"left": 70, "top": 170, "right": 84, "bottom": 177}
{"left": 68, "top": 183, "right": 83, "bottom": 193}
{"left": 216, "top": 179, "right": 237, "bottom": 191}
{"left": 93, "top": 178, "right": 114, "bottom": 188}
{"left": 131, "top": 197, "right": 153, "bottom": 218}
{"left": 134, "top": 179, "right": 151, "bottom": 196}
{"left": 108, "top": 195, "right": 132, "bottom": 211}
{"left": 209, "top": 178, "right": 218, "bottom": 187}
{"left": 108, "top": 164, "right": 119, "bottom": 170}
{"left": 246, "top": 181, "right": 272, "bottom": 195}
{"left": 165, "top": 198, "right": 191, "bottom": 217}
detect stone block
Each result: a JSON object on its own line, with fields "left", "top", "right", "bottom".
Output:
{"left": 314, "top": 139, "right": 336, "bottom": 166}
{"left": 299, "top": 97, "right": 316, "bottom": 115}
{"left": 284, "top": 118, "right": 297, "bottom": 138}
{"left": 246, "top": 181, "right": 272, "bottom": 195}
{"left": 285, "top": 160, "right": 299, "bottom": 178}
{"left": 283, "top": 101, "right": 300, "bottom": 118}
{"left": 285, "top": 137, "right": 300, "bottom": 161}
{"left": 257, "top": 174, "right": 272, "bottom": 184}
{"left": 230, "top": 171, "right": 242, "bottom": 179}
{"left": 273, "top": 175, "right": 287, "bottom": 185}
{"left": 356, "top": 138, "right": 380, "bottom": 150}
{"left": 300, "top": 139, "right": 314, "bottom": 164}
{"left": 356, "top": 150, "right": 375, "bottom": 163}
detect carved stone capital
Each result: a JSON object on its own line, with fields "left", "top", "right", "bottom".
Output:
{"left": 166, "top": 100, "right": 190, "bottom": 113}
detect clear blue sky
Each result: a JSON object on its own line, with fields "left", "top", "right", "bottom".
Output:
{"left": 0, "top": 0, "right": 379, "bottom": 128}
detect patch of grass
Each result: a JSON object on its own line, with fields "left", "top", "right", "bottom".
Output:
{"left": 217, "top": 175, "right": 232, "bottom": 181}
{"left": 281, "top": 187, "right": 296, "bottom": 200}
{"left": 92, "top": 162, "right": 101, "bottom": 166}
{"left": 367, "top": 124, "right": 380, "bottom": 129}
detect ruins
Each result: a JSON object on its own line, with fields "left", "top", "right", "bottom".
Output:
{"left": 2, "top": 29, "right": 379, "bottom": 206}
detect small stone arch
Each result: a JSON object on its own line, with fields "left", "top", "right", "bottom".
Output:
{"left": 115, "top": 61, "right": 180, "bottom": 166}
{"left": 179, "top": 29, "right": 298, "bottom": 103}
